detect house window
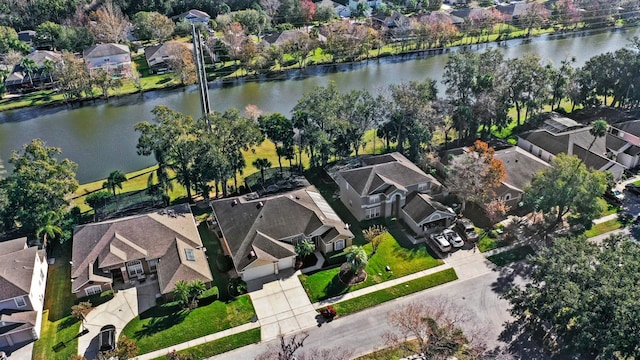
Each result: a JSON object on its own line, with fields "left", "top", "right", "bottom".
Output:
{"left": 85, "top": 285, "right": 102, "bottom": 297}
{"left": 148, "top": 259, "right": 158, "bottom": 272}
{"left": 126, "top": 260, "right": 144, "bottom": 277}
{"left": 369, "top": 194, "right": 380, "bottom": 204}
{"left": 334, "top": 239, "right": 345, "bottom": 251}
{"left": 365, "top": 207, "right": 381, "bottom": 219}
{"left": 14, "top": 296, "right": 26, "bottom": 308}
{"left": 504, "top": 193, "right": 512, "bottom": 201}
{"left": 418, "top": 183, "right": 428, "bottom": 191}
{"left": 184, "top": 249, "right": 196, "bottom": 261}
{"left": 40, "top": 269, "right": 45, "bottom": 282}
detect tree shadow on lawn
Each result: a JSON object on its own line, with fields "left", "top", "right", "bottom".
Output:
{"left": 496, "top": 318, "right": 553, "bottom": 360}
{"left": 134, "top": 308, "right": 188, "bottom": 340}
{"left": 56, "top": 316, "right": 78, "bottom": 331}
{"left": 321, "top": 274, "right": 350, "bottom": 301}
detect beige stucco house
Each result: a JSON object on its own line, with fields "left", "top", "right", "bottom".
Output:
{"left": 71, "top": 204, "right": 213, "bottom": 299}
{"left": 211, "top": 186, "right": 354, "bottom": 281}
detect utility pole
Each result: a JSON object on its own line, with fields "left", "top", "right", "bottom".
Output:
{"left": 191, "top": 24, "right": 211, "bottom": 118}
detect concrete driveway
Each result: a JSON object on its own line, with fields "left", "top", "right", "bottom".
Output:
{"left": 247, "top": 271, "right": 318, "bottom": 341}
{"left": 78, "top": 281, "right": 159, "bottom": 359}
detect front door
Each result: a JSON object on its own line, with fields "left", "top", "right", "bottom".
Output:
{"left": 126, "top": 260, "right": 144, "bottom": 277}
{"left": 334, "top": 239, "right": 345, "bottom": 251}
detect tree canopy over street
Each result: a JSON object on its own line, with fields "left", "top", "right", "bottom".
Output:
{"left": 504, "top": 234, "right": 640, "bottom": 358}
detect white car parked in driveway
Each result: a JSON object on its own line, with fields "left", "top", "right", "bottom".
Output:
{"left": 430, "top": 232, "right": 452, "bottom": 253}
{"left": 443, "top": 229, "right": 464, "bottom": 248}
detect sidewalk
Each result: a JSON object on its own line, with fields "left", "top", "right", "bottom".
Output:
{"left": 134, "top": 243, "right": 527, "bottom": 359}
{"left": 135, "top": 322, "right": 261, "bottom": 360}
{"left": 312, "top": 263, "right": 454, "bottom": 308}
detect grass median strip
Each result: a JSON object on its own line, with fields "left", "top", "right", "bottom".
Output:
{"left": 150, "top": 328, "right": 261, "bottom": 360}
{"left": 487, "top": 245, "right": 534, "bottom": 267}
{"left": 331, "top": 268, "right": 458, "bottom": 316}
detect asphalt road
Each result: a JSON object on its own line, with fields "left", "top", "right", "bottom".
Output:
{"left": 210, "top": 269, "right": 524, "bottom": 360}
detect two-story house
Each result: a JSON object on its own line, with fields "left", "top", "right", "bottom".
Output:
{"left": 211, "top": 186, "right": 354, "bottom": 281}
{"left": 0, "top": 238, "right": 48, "bottom": 349}
{"left": 336, "top": 152, "right": 455, "bottom": 235}
{"left": 71, "top": 204, "right": 213, "bottom": 299}
{"left": 82, "top": 43, "right": 132, "bottom": 78}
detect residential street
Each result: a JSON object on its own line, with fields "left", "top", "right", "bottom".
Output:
{"left": 210, "top": 269, "right": 523, "bottom": 360}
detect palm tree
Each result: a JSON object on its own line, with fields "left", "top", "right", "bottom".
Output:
{"left": 346, "top": 246, "right": 368, "bottom": 274}
{"left": 36, "top": 211, "right": 63, "bottom": 249}
{"left": 103, "top": 170, "right": 127, "bottom": 197}
{"left": 252, "top": 158, "right": 272, "bottom": 183}
{"left": 580, "top": 119, "right": 608, "bottom": 169}
{"left": 20, "top": 57, "right": 38, "bottom": 86}
{"left": 295, "top": 239, "right": 316, "bottom": 259}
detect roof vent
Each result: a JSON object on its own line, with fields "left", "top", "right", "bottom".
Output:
{"left": 249, "top": 250, "right": 256, "bottom": 259}
{"left": 295, "top": 196, "right": 300, "bottom": 200}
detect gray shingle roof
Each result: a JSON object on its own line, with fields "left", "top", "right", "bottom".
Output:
{"left": 402, "top": 193, "right": 455, "bottom": 224}
{"left": 83, "top": 43, "right": 130, "bottom": 59}
{"left": 0, "top": 238, "right": 38, "bottom": 301}
{"left": 340, "top": 152, "right": 440, "bottom": 196}
{"left": 494, "top": 147, "right": 550, "bottom": 192}
{"left": 211, "top": 186, "right": 353, "bottom": 272}
{"left": 0, "top": 310, "right": 37, "bottom": 335}
{"left": 144, "top": 42, "right": 193, "bottom": 67}
{"left": 72, "top": 204, "right": 212, "bottom": 295}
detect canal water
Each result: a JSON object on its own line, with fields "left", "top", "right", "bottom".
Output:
{"left": 0, "top": 27, "right": 638, "bottom": 183}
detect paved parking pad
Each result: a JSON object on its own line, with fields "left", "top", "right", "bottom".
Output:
{"left": 249, "top": 273, "right": 318, "bottom": 341}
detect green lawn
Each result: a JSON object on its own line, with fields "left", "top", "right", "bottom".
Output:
{"left": 198, "top": 223, "right": 235, "bottom": 301}
{"left": 487, "top": 245, "right": 535, "bottom": 267}
{"left": 299, "top": 232, "right": 443, "bottom": 303}
{"left": 32, "top": 244, "right": 81, "bottom": 360}
{"left": 584, "top": 218, "right": 624, "bottom": 238}
{"left": 477, "top": 229, "right": 507, "bottom": 253}
{"left": 332, "top": 268, "right": 458, "bottom": 316}
{"left": 151, "top": 328, "right": 261, "bottom": 360}
{"left": 121, "top": 295, "right": 255, "bottom": 355}
{"left": 120, "top": 222, "right": 256, "bottom": 355}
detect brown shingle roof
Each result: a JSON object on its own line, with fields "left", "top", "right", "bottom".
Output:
{"left": 72, "top": 204, "right": 213, "bottom": 295}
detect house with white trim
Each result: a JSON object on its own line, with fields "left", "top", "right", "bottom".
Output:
{"left": 71, "top": 204, "right": 213, "bottom": 299}
{"left": 0, "top": 238, "right": 48, "bottom": 349}
{"left": 211, "top": 186, "right": 354, "bottom": 281}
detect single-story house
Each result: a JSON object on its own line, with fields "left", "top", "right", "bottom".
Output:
{"left": 0, "top": 238, "right": 48, "bottom": 349}
{"left": 5, "top": 50, "right": 63, "bottom": 92}
{"left": 144, "top": 41, "right": 193, "bottom": 73}
{"left": 177, "top": 9, "right": 211, "bottom": 24}
{"left": 211, "top": 186, "right": 354, "bottom": 281}
{"left": 335, "top": 152, "right": 443, "bottom": 221}
{"left": 71, "top": 204, "right": 213, "bottom": 299}
{"left": 401, "top": 193, "right": 456, "bottom": 236}
{"left": 517, "top": 113, "right": 625, "bottom": 180}
{"left": 493, "top": 146, "right": 550, "bottom": 208}
{"left": 496, "top": 2, "right": 551, "bottom": 24}
{"left": 82, "top": 43, "right": 132, "bottom": 78}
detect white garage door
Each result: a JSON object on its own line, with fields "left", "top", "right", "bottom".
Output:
{"left": 277, "top": 257, "right": 294, "bottom": 271}
{"left": 242, "top": 263, "right": 275, "bottom": 281}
